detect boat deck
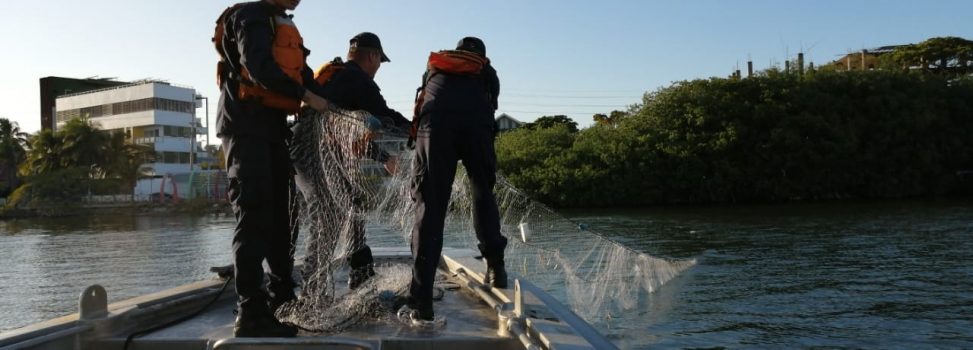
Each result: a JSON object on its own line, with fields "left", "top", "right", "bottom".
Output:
{"left": 0, "top": 248, "right": 617, "bottom": 350}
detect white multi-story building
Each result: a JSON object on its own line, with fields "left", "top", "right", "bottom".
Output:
{"left": 54, "top": 80, "right": 206, "bottom": 176}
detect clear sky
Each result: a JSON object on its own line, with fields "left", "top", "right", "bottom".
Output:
{"left": 1, "top": 0, "right": 971, "bottom": 146}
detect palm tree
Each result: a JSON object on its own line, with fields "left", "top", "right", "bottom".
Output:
{"left": 0, "top": 118, "right": 28, "bottom": 195}
{"left": 59, "top": 117, "right": 110, "bottom": 178}
{"left": 20, "top": 128, "right": 64, "bottom": 177}
{"left": 103, "top": 132, "right": 154, "bottom": 200}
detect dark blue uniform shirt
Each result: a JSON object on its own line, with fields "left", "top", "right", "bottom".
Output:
{"left": 216, "top": 1, "right": 325, "bottom": 140}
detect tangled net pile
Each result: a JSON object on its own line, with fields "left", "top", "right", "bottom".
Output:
{"left": 277, "top": 107, "right": 697, "bottom": 333}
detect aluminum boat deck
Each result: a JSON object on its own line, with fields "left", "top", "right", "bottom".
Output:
{"left": 0, "top": 248, "right": 617, "bottom": 350}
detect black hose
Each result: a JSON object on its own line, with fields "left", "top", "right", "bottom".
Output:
{"left": 123, "top": 277, "right": 232, "bottom": 350}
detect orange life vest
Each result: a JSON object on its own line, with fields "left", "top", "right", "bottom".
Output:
{"left": 311, "top": 56, "right": 375, "bottom": 157}
{"left": 314, "top": 57, "right": 346, "bottom": 87}
{"left": 426, "top": 50, "right": 488, "bottom": 76}
{"left": 214, "top": 5, "right": 305, "bottom": 114}
{"left": 409, "top": 50, "right": 490, "bottom": 144}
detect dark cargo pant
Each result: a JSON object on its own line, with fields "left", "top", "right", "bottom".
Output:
{"left": 224, "top": 134, "right": 298, "bottom": 311}
{"left": 289, "top": 118, "right": 372, "bottom": 298}
{"left": 409, "top": 124, "right": 508, "bottom": 308}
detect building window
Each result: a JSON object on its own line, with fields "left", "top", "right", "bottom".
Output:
{"left": 56, "top": 97, "right": 194, "bottom": 123}
{"left": 160, "top": 126, "right": 191, "bottom": 137}
{"left": 156, "top": 151, "right": 191, "bottom": 164}
{"left": 164, "top": 152, "right": 178, "bottom": 163}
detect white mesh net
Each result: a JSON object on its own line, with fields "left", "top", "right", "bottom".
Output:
{"left": 277, "top": 107, "right": 696, "bottom": 333}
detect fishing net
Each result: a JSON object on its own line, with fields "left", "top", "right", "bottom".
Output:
{"left": 276, "top": 107, "right": 696, "bottom": 333}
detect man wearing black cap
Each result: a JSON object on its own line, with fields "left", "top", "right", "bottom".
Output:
{"left": 316, "top": 32, "right": 410, "bottom": 289}
{"left": 322, "top": 32, "right": 410, "bottom": 133}
{"left": 403, "top": 36, "right": 506, "bottom": 322}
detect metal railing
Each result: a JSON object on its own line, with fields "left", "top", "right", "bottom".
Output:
{"left": 58, "top": 80, "right": 194, "bottom": 99}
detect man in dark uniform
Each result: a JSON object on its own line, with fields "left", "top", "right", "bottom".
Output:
{"left": 215, "top": 0, "right": 330, "bottom": 337}
{"left": 404, "top": 37, "right": 508, "bottom": 321}
{"left": 318, "top": 32, "right": 411, "bottom": 289}
{"left": 323, "top": 32, "right": 411, "bottom": 132}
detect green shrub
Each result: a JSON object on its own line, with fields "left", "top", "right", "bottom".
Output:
{"left": 497, "top": 71, "right": 973, "bottom": 207}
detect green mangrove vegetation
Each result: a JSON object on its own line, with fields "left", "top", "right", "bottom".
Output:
{"left": 496, "top": 70, "right": 973, "bottom": 207}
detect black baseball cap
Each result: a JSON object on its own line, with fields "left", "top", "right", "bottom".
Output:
{"left": 350, "top": 32, "right": 390, "bottom": 62}
{"left": 456, "top": 36, "right": 486, "bottom": 56}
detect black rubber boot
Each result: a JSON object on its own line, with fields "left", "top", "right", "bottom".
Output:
{"left": 485, "top": 257, "right": 508, "bottom": 289}
{"left": 268, "top": 290, "right": 296, "bottom": 313}
{"left": 348, "top": 264, "right": 376, "bottom": 290}
{"left": 234, "top": 305, "right": 298, "bottom": 338}
{"left": 348, "top": 246, "right": 375, "bottom": 290}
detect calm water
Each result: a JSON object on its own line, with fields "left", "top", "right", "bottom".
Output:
{"left": 569, "top": 200, "right": 973, "bottom": 349}
{"left": 2, "top": 200, "right": 972, "bottom": 349}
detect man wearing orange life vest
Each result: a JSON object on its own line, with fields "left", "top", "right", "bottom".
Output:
{"left": 307, "top": 32, "right": 411, "bottom": 291}
{"left": 214, "top": 0, "right": 329, "bottom": 338}
{"left": 401, "top": 37, "right": 507, "bottom": 323}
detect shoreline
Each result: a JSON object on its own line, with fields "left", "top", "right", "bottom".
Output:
{"left": 0, "top": 200, "right": 232, "bottom": 220}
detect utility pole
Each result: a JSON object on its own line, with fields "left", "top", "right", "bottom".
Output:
{"left": 203, "top": 97, "right": 209, "bottom": 147}
{"left": 196, "top": 95, "right": 209, "bottom": 147}
{"left": 189, "top": 92, "right": 197, "bottom": 172}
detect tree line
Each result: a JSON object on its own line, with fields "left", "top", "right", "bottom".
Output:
{"left": 0, "top": 117, "right": 153, "bottom": 209}
{"left": 496, "top": 69, "right": 973, "bottom": 207}
{"left": 4, "top": 37, "right": 970, "bottom": 210}
{"left": 879, "top": 36, "right": 973, "bottom": 77}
